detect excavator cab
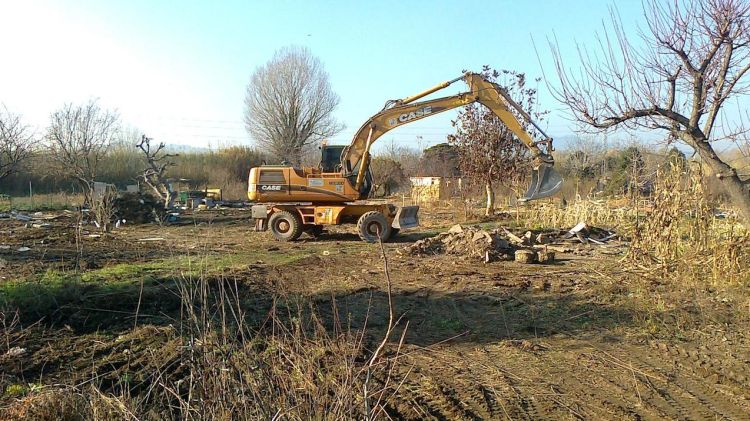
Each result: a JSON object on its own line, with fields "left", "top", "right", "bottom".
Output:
{"left": 319, "top": 142, "right": 375, "bottom": 197}
{"left": 319, "top": 143, "right": 346, "bottom": 173}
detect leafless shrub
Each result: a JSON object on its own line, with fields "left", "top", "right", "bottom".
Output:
{"left": 136, "top": 135, "right": 177, "bottom": 209}
{"left": 90, "top": 187, "right": 118, "bottom": 233}
{"left": 0, "top": 106, "right": 36, "bottom": 182}
{"left": 46, "top": 100, "right": 119, "bottom": 206}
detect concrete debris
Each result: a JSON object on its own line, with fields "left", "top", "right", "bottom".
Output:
{"left": 5, "top": 347, "right": 27, "bottom": 358}
{"left": 407, "top": 225, "right": 515, "bottom": 261}
{"left": 12, "top": 212, "right": 31, "bottom": 222}
{"left": 563, "top": 221, "right": 617, "bottom": 244}
{"left": 448, "top": 224, "right": 464, "bottom": 234}
{"left": 407, "top": 222, "right": 620, "bottom": 263}
{"left": 514, "top": 249, "right": 536, "bottom": 264}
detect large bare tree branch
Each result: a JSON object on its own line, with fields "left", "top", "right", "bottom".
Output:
{"left": 550, "top": 0, "right": 750, "bottom": 221}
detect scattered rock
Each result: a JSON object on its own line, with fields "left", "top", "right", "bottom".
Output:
{"left": 537, "top": 249, "right": 556, "bottom": 264}
{"left": 407, "top": 222, "right": 620, "bottom": 262}
{"left": 514, "top": 249, "right": 537, "bottom": 264}
{"left": 448, "top": 224, "right": 464, "bottom": 234}
{"left": 5, "top": 347, "right": 26, "bottom": 358}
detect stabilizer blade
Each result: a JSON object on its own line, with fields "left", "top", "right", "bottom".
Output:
{"left": 393, "top": 206, "right": 420, "bottom": 229}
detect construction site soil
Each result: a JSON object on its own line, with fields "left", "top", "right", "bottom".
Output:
{"left": 1, "top": 209, "right": 748, "bottom": 419}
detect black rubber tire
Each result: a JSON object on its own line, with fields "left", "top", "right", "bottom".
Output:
{"left": 268, "top": 210, "right": 303, "bottom": 241}
{"left": 357, "top": 211, "right": 392, "bottom": 243}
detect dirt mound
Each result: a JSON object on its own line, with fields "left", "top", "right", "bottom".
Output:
{"left": 406, "top": 224, "right": 514, "bottom": 261}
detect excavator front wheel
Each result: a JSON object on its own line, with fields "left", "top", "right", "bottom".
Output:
{"left": 357, "top": 211, "right": 392, "bottom": 243}
{"left": 269, "top": 210, "right": 303, "bottom": 241}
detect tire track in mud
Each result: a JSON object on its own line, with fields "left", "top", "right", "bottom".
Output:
{"left": 584, "top": 344, "right": 750, "bottom": 421}
{"left": 385, "top": 341, "right": 750, "bottom": 421}
{"left": 559, "top": 361, "right": 663, "bottom": 420}
{"left": 578, "top": 349, "right": 698, "bottom": 420}
{"left": 633, "top": 346, "right": 750, "bottom": 420}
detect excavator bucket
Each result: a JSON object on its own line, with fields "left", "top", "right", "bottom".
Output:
{"left": 519, "top": 164, "right": 563, "bottom": 202}
{"left": 392, "top": 206, "right": 420, "bottom": 229}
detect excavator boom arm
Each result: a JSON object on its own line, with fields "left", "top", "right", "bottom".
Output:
{"left": 342, "top": 72, "right": 562, "bottom": 201}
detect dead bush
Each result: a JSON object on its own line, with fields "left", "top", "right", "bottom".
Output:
{"left": 627, "top": 163, "right": 749, "bottom": 286}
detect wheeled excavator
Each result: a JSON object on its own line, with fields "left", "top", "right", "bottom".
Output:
{"left": 248, "top": 71, "right": 563, "bottom": 242}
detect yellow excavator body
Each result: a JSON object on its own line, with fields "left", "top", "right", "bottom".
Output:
{"left": 248, "top": 71, "right": 562, "bottom": 242}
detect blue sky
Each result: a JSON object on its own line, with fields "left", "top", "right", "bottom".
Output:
{"left": 1, "top": 0, "right": 649, "bottom": 152}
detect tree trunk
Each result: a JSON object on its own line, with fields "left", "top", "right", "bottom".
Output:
{"left": 166, "top": 190, "right": 177, "bottom": 209}
{"left": 689, "top": 137, "right": 750, "bottom": 221}
{"left": 485, "top": 180, "right": 495, "bottom": 216}
{"left": 714, "top": 172, "right": 750, "bottom": 221}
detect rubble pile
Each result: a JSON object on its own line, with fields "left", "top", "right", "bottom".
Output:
{"left": 113, "top": 192, "right": 165, "bottom": 223}
{"left": 407, "top": 224, "right": 513, "bottom": 261}
{"left": 406, "top": 222, "right": 622, "bottom": 263}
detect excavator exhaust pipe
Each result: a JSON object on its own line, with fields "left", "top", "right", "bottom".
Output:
{"left": 519, "top": 163, "right": 563, "bottom": 202}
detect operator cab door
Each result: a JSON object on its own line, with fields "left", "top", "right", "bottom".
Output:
{"left": 319, "top": 144, "right": 346, "bottom": 173}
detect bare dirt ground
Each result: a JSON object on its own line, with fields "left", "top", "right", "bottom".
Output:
{"left": 1, "top": 209, "right": 749, "bottom": 420}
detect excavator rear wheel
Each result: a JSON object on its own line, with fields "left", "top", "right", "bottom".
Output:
{"left": 357, "top": 211, "right": 392, "bottom": 243}
{"left": 269, "top": 210, "right": 303, "bottom": 241}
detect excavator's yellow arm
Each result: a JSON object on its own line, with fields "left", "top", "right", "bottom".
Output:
{"left": 342, "top": 72, "right": 562, "bottom": 201}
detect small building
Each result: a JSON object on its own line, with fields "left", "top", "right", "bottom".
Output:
{"left": 410, "top": 176, "right": 462, "bottom": 203}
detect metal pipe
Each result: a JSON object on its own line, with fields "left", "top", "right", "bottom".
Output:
{"left": 400, "top": 75, "right": 463, "bottom": 105}
{"left": 495, "top": 87, "right": 551, "bottom": 140}
{"left": 354, "top": 127, "right": 375, "bottom": 191}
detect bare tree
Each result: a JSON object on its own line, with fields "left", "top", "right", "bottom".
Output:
{"left": 136, "top": 135, "right": 178, "bottom": 208}
{"left": 563, "top": 136, "right": 607, "bottom": 183}
{"left": 420, "top": 143, "right": 460, "bottom": 178}
{"left": 46, "top": 100, "right": 119, "bottom": 205}
{"left": 448, "top": 67, "right": 546, "bottom": 215}
{"left": 550, "top": 0, "right": 750, "bottom": 220}
{"left": 244, "top": 46, "right": 343, "bottom": 166}
{"left": 0, "top": 106, "right": 35, "bottom": 182}
{"left": 370, "top": 157, "right": 407, "bottom": 197}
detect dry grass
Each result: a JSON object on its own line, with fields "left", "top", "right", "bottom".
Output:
{"left": 1, "top": 241, "right": 405, "bottom": 420}
{"left": 7, "top": 193, "right": 82, "bottom": 212}
{"left": 626, "top": 163, "right": 748, "bottom": 286}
